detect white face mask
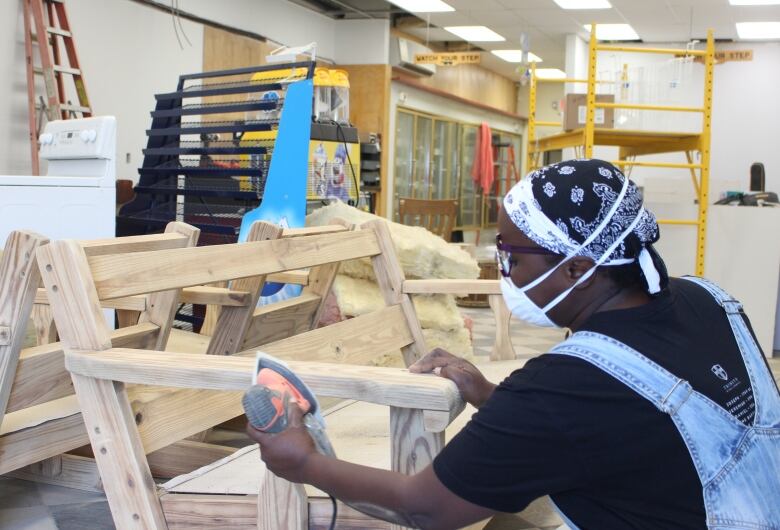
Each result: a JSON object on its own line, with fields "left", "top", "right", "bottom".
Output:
{"left": 500, "top": 203, "right": 645, "bottom": 329}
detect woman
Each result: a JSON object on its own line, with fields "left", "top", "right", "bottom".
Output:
{"left": 249, "top": 159, "right": 780, "bottom": 530}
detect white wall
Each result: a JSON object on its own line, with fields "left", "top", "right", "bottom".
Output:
{"left": 387, "top": 81, "right": 524, "bottom": 217}
{"left": 0, "top": 0, "right": 204, "bottom": 179}
{"left": 0, "top": 0, "right": 390, "bottom": 180}
{"left": 175, "top": 0, "right": 336, "bottom": 61}
{"left": 335, "top": 19, "right": 390, "bottom": 65}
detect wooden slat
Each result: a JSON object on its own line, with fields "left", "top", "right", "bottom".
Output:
{"left": 240, "top": 293, "right": 321, "bottom": 350}
{"left": 0, "top": 410, "right": 88, "bottom": 475}
{"left": 257, "top": 304, "right": 413, "bottom": 364}
{"left": 161, "top": 493, "right": 258, "bottom": 530}
{"left": 281, "top": 225, "right": 348, "bottom": 237}
{"left": 87, "top": 229, "right": 382, "bottom": 300}
{"left": 9, "top": 454, "right": 102, "bottom": 493}
{"left": 65, "top": 349, "right": 461, "bottom": 412}
{"left": 207, "top": 222, "right": 283, "bottom": 356}
{"left": 402, "top": 279, "right": 501, "bottom": 295}
{"left": 147, "top": 441, "right": 237, "bottom": 479}
{"left": 129, "top": 386, "right": 243, "bottom": 454}
{"left": 35, "top": 288, "right": 148, "bottom": 311}
{"left": 266, "top": 270, "right": 309, "bottom": 286}
{"left": 0, "top": 231, "right": 48, "bottom": 428}
{"left": 179, "top": 286, "right": 251, "bottom": 307}
{"left": 137, "top": 223, "right": 200, "bottom": 351}
{"left": 80, "top": 232, "right": 190, "bottom": 256}
{"left": 8, "top": 323, "right": 159, "bottom": 412}
{"left": 364, "top": 220, "right": 427, "bottom": 366}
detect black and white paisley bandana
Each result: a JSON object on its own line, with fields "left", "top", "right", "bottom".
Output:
{"left": 503, "top": 159, "right": 666, "bottom": 294}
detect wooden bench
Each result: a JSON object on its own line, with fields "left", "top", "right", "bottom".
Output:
{"left": 42, "top": 220, "right": 474, "bottom": 528}
{"left": 0, "top": 222, "right": 346, "bottom": 491}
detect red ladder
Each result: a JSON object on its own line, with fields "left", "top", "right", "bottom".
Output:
{"left": 23, "top": 0, "right": 92, "bottom": 174}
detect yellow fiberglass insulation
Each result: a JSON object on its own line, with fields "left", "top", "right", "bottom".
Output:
{"left": 306, "top": 202, "right": 479, "bottom": 361}
{"left": 305, "top": 201, "right": 480, "bottom": 281}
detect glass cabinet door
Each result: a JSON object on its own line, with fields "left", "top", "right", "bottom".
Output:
{"left": 393, "top": 111, "right": 414, "bottom": 221}
{"left": 431, "top": 119, "right": 457, "bottom": 200}
{"left": 412, "top": 116, "right": 432, "bottom": 198}
{"left": 457, "top": 124, "right": 482, "bottom": 228}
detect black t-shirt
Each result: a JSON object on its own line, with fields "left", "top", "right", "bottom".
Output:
{"left": 433, "top": 278, "right": 770, "bottom": 529}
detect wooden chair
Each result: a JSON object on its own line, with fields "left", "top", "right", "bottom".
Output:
{"left": 398, "top": 197, "right": 458, "bottom": 242}
{"left": 46, "top": 220, "right": 467, "bottom": 529}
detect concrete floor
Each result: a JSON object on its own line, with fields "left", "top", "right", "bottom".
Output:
{"left": 1, "top": 307, "right": 777, "bottom": 529}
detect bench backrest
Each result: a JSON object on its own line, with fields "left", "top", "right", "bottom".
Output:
{"left": 0, "top": 223, "right": 199, "bottom": 424}
{"left": 40, "top": 220, "right": 427, "bottom": 368}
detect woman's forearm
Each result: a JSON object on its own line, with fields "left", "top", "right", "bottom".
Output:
{"left": 303, "top": 453, "right": 436, "bottom": 529}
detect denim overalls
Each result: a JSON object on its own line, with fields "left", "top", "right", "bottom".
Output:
{"left": 549, "top": 276, "right": 780, "bottom": 529}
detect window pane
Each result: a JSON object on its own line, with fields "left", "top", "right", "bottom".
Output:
{"left": 413, "top": 116, "right": 432, "bottom": 199}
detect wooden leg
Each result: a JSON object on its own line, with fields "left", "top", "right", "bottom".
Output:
{"left": 488, "top": 295, "right": 515, "bottom": 361}
{"left": 389, "top": 407, "right": 444, "bottom": 530}
{"left": 257, "top": 470, "right": 308, "bottom": 530}
{"left": 72, "top": 374, "right": 167, "bottom": 530}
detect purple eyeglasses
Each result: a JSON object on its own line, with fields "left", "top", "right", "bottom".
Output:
{"left": 495, "top": 235, "right": 559, "bottom": 277}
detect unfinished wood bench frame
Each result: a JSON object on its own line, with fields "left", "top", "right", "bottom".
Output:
{"left": 0, "top": 223, "right": 201, "bottom": 488}
{"left": 45, "top": 220, "right": 465, "bottom": 529}
{"left": 1, "top": 222, "right": 346, "bottom": 490}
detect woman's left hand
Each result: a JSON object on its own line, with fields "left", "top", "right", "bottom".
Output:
{"left": 246, "top": 401, "right": 318, "bottom": 484}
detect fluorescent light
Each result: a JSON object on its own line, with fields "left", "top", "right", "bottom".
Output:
{"left": 729, "top": 0, "right": 780, "bottom": 5}
{"left": 444, "top": 26, "right": 506, "bottom": 42}
{"left": 736, "top": 21, "right": 780, "bottom": 39}
{"left": 553, "top": 0, "right": 612, "bottom": 8}
{"left": 535, "top": 68, "right": 567, "bottom": 79}
{"left": 387, "top": 0, "right": 454, "bottom": 12}
{"left": 491, "top": 50, "right": 543, "bottom": 63}
{"left": 584, "top": 23, "right": 639, "bottom": 40}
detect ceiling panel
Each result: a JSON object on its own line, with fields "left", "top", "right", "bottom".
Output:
{"left": 425, "top": 11, "right": 475, "bottom": 27}
{"left": 445, "top": 0, "right": 508, "bottom": 10}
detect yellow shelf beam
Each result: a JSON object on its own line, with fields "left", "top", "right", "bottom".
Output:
{"left": 596, "top": 102, "right": 704, "bottom": 113}
{"left": 535, "top": 121, "right": 562, "bottom": 127}
{"left": 658, "top": 219, "right": 700, "bottom": 226}
{"left": 597, "top": 45, "right": 706, "bottom": 56}
{"left": 612, "top": 160, "right": 702, "bottom": 169}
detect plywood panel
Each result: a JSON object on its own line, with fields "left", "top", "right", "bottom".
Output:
{"left": 340, "top": 64, "right": 392, "bottom": 218}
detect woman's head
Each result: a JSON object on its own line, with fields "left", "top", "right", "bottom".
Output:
{"left": 497, "top": 159, "right": 668, "bottom": 328}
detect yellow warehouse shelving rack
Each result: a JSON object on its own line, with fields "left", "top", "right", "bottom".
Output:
{"left": 526, "top": 25, "right": 715, "bottom": 276}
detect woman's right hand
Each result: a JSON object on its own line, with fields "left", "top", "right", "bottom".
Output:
{"left": 409, "top": 348, "right": 497, "bottom": 409}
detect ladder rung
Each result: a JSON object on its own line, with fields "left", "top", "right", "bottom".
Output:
{"left": 60, "top": 103, "right": 92, "bottom": 113}
{"left": 33, "top": 65, "right": 82, "bottom": 76}
{"left": 47, "top": 26, "right": 72, "bottom": 37}
{"left": 54, "top": 65, "right": 81, "bottom": 75}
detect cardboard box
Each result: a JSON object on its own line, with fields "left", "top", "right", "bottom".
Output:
{"left": 564, "top": 93, "right": 615, "bottom": 131}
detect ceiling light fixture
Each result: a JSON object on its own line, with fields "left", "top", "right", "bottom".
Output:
{"left": 534, "top": 68, "right": 567, "bottom": 79}
{"left": 491, "top": 50, "right": 543, "bottom": 63}
{"left": 386, "top": 0, "right": 455, "bottom": 12}
{"left": 444, "top": 26, "right": 506, "bottom": 41}
{"left": 553, "top": 0, "right": 612, "bottom": 9}
{"left": 729, "top": 0, "right": 780, "bottom": 5}
{"left": 584, "top": 23, "right": 639, "bottom": 40}
{"left": 736, "top": 21, "right": 780, "bottom": 38}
